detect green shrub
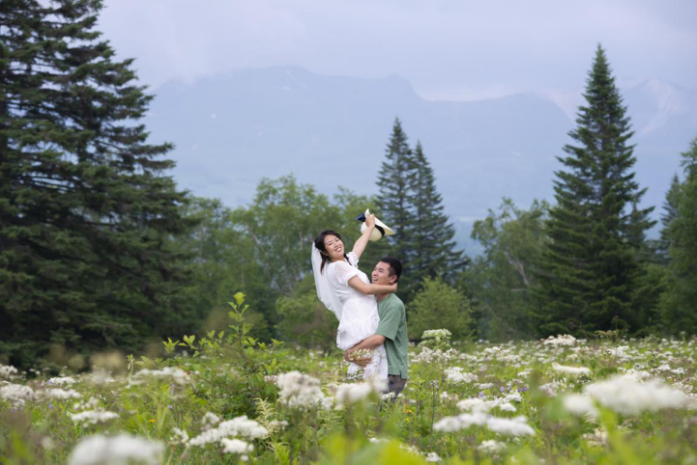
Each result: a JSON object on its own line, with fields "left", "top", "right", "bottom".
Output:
{"left": 408, "top": 277, "right": 473, "bottom": 341}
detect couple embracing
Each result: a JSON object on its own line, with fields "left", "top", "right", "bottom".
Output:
{"left": 312, "top": 214, "right": 408, "bottom": 397}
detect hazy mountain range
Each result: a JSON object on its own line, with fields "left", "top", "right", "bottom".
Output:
{"left": 144, "top": 66, "right": 697, "bottom": 253}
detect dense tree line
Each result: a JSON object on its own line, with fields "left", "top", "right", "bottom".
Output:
{"left": 0, "top": 0, "right": 197, "bottom": 367}
{"left": 1, "top": 2, "right": 696, "bottom": 367}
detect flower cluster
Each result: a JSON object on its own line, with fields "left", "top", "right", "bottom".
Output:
{"left": 434, "top": 412, "right": 535, "bottom": 436}
{"left": 444, "top": 367, "right": 478, "bottom": 384}
{"left": 68, "top": 434, "right": 163, "bottom": 465}
{"left": 543, "top": 334, "right": 577, "bottom": 347}
{"left": 422, "top": 329, "right": 452, "bottom": 339}
{"left": 187, "top": 415, "right": 268, "bottom": 447}
{"left": 0, "top": 384, "right": 34, "bottom": 407}
{"left": 563, "top": 374, "right": 691, "bottom": 417}
{"left": 275, "top": 371, "right": 326, "bottom": 409}
{"left": 132, "top": 367, "right": 190, "bottom": 385}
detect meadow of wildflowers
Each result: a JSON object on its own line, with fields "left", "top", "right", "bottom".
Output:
{"left": 1, "top": 296, "right": 697, "bottom": 464}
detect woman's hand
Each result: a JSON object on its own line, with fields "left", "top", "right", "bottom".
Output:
{"left": 364, "top": 213, "right": 376, "bottom": 229}
{"left": 352, "top": 214, "right": 376, "bottom": 260}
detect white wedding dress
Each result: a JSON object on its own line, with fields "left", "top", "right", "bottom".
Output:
{"left": 323, "top": 252, "right": 388, "bottom": 380}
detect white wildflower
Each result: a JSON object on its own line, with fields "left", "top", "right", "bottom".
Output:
{"left": 435, "top": 412, "right": 534, "bottom": 436}
{"left": 457, "top": 398, "right": 490, "bottom": 413}
{"left": 334, "top": 378, "right": 386, "bottom": 406}
{"left": 188, "top": 416, "right": 267, "bottom": 447}
{"left": 0, "top": 365, "right": 19, "bottom": 379}
{"left": 444, "top": 367, "right": 478, "bottom": 384}
{"left": 623, "top": 369, "right": 651, "bottom": 381}
{"left": 434, "top": 412, "right": 488, "bottom": 432}
{"left": 221, "top": 438, "right": 253, "bottom": 461}
{"left": 133, "top": 367, "right": 190, "bottom": 385}
{"left": 0, "top": 383, "right": 34, "bottom": 406}
{"left": 486, "top": 415, "right": 535, "bottom": 436}
{"left": 584, "top": 374, "right": 690, "bottom": 416}
{"left": 85, "top": 370, "right": 116, "bottom": 386}
{"left": 47, "top": 376, "right": 77, "bottom": 386}
{"left": 543, "top": 335, "right": 577, "bottom": 346}
{"left": 477, "top": 439, "right": 507, "bottom": 454}
{"left": 68, "top": 434, "right": 163, "bottom": 465}
{"left": 202, "top": 412, "right": 221, "bottom": 429}
{"left": 70, "top": 410, "right": 119, "bottom": 425}
{"left": 73, "top": 397, "right": 101, "bottom": 411}
{"left": 41, "top": 437, "right": 56, "bottom": 451}
{"left": 422, "top": 329, "right": 452, "bottom": 339}
{"left": 267, "top": 420, "right": 289, "bottom": 432}
{"left": 37, "top": 388, "right": 82, "bottom": 400}
{"left": 275, "top": 371, "right": 325, "bottom": 409}
{"left": 539, "top": 380, "right": 565, "bottom": 396}
{"left": 425, "top": 451, "right": 441, "bottom": 462}
{"left": 169, "top": 428, "right": 189, "bottom": 446}
{"left": 553, "top": 364, "right": 591, "bottom": 377}
{"left": 583, "top": 428, "right": 608, "bottom": 447}
{"left": 497, "top": 402, "right": 517, "bottom": 412}
{"left": 439, "top": 391, "right": 458, "bottom": 402}
{"left": 562, "top": 394, "right": 598, "bottom": 418}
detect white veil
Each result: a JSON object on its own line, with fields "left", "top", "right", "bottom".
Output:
{"left": 311, "top": 244, "right": 343, "bottom": 321}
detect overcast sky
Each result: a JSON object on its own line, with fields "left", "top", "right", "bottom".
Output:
{"left": 99, "top": 0, "right": 697, "bottom": 101}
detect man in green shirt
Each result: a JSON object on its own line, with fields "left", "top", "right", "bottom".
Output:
{"left": 344, "top": 257, "right": 409, "bottom": 396}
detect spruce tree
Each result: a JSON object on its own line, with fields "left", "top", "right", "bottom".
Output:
{"left": 409, "top": 141, "right": 467, "bottom": 297}
{"left": 660, "top": 137, "right": 697, "bottom": 334}
{"left": 374, "top": 118, "right": 417, "bottom": 292}
{"left": 533, "top": 45, "right": 654, "bottom": 336}
{"left": 0, "top": 0, "right": 195, "bottom": 366}
{"left": 656, "top": 174, "right": 681, "bottom": 261}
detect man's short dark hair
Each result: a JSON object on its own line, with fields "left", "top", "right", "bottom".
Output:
{"left": 379, "top": 257, "right": 403, "bottom": 282}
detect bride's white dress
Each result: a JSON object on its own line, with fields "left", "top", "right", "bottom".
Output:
{"left": 325, "top": 252, "right": 388, "bottom": 380}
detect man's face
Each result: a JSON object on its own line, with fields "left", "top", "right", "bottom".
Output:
{"left": 372, "top": 261, "right": 397, "bottom": 285}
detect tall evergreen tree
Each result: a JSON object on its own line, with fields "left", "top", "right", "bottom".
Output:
{"left": 533, "top": 45, "right": 654, "bottom": 336}
{"left": 0, "top": 0, "right": 195, "bottom": 366}
{"left": 409, "top": 141, "right": 467, "bottom": 297}
{"left": 656, "top": 174, "right": 682, "bottom": 261}
{"left": 374, "top": 118, "right": 418, "bottom": 293}
{"left": 660, "top": 137, "right": 697, "bottom": 334}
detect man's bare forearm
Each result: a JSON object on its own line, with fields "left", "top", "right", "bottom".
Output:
{"left": 352, "top": 334, "right": 386, "bottom": 351}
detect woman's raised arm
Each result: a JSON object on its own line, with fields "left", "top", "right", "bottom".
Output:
{"left": 347, "top": 276, "right": 397, "bottom": 296}
{"left": 351, "top": 214, "right": 375, "bottom": 260}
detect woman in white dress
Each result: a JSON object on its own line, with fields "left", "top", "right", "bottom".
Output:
{"left": 311, "top": 215, "right": 396, "bottom": 380}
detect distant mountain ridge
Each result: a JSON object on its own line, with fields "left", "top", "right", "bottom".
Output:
{"left": 144, "top": 66, "right": 697, "bottom": 251}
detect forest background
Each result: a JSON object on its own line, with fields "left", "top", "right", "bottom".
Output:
{"left": 1, "top": 0, "right": 697, "bottom": 368}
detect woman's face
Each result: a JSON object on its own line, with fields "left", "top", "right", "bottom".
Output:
{"left": 323, "top": 234, "right": 345, "bottom": 261}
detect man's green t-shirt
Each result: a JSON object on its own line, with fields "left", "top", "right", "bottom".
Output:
{"left": 376, "top": 293, "right": 408, "bottom": 379}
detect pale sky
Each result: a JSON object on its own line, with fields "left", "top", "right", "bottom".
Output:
{"left": 100, "top": 0, "right": 697, "bottom": 101}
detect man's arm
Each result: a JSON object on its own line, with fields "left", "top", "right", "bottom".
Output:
{"left": 352, "top": 334, "right": 386, "bottom": 351}
{"left": 343, "top": 335, "right": 386, "bottom": 366}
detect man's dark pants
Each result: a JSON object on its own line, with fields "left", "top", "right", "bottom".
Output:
{"left": 387, "top": 374, "right": 407, "bottom": 397}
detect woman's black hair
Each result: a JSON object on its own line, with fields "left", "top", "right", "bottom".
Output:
{"left": 314, "top": 230, "right": 350, "bottom": 273}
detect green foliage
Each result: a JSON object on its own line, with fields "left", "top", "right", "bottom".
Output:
{"left": 275, "top": 277, "right": 338, "bottom": 351}
{"left": 3, "top": 317, "right": 697, "bottom": 463}
{"left": 375, "top": 119, "right": 418, "bottom": 292}
{"left": 375, "top": 121, "right": 465, "bottom": 301}
{"left": 176, "top": 181, "right": 376, "bottom": 343}
{"left": 0, "top": 0, "right": 197, "bottom": 367}
{"left": 408, "top": 277, "right": 473, "bottom": 340}
{"left": 533, "top": 45, "right": 655, "bottom": 337}
{"left": 409, "top": 142, "right": 468, "bottom": 299}
{"left": 467, "top": 198, "right": 549, "bottom": 340}
{"left": 660, "top": 137, "right": 697, "bottom": 335}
